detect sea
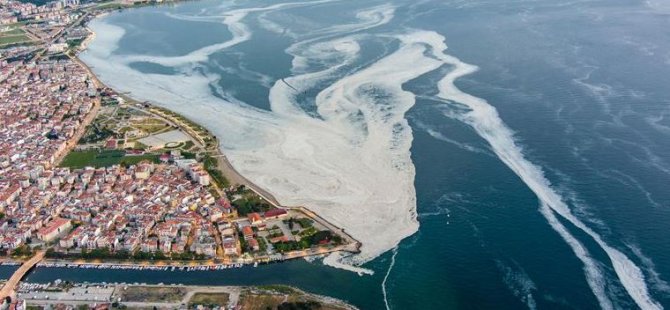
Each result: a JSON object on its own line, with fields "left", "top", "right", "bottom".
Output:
{"left": 10, "top": 0, "right": 670, "bottom": 309}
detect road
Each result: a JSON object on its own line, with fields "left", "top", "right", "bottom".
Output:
{"left": 0, "top": 251, "right": 46, "bottom": 301}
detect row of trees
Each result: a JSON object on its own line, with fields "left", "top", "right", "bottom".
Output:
{"left": 273, "top": 230, "right": 336, "bottom": 253}
{"left": 45, "top": 248, "right": 207, "bottom": 261}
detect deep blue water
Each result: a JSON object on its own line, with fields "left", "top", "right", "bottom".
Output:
{"left": 70, "top": 0, "right": 670, "bottom": 309}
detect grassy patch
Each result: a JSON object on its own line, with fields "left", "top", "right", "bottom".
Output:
{"left": 188, "top": 292, "right": 230, "bottom": 307}
{"left": 1, "top": 28, "right": 25, "bottom": 36}
{"left": 203, "top": 155, "right": 229, "bottom": 188}
{"left": 0, "top": 34, "right": 32, "bottom": 46}
{"left": 257, "top": 285, "right": 295, "bottom": 294}
{"left": 134, "top": 123, "right": 170, "bottom": 134}
{"left": 239, "top": 293, "right": 285, "bottom": 310}
{"left": 119, "top": 286, "right": 186, "bottom": 303}
{"left": 60, "top": 150, "right": 159, "bottom": 168}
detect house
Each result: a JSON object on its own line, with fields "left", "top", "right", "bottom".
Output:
{"left": 37, "top": 218, "right": 72, "bottom": 243}
{"left": 141, "top": 238, "right": 158, "bottom": 252}
{"left": 248, "top": 238, "right": 260, "bottom": 251}
{"left": 222, "top": 238, "right": 239, "bottom": 256}
{"left": 248, "top": 212, "right": 262, "bottom": 226}
{"left": 270, "top": 236, "right": 289, "bottom": 244}
{"left": 264, "top": 208, "right": 288, "bottom": 220}
{"left": 242, "top": 226, "right": 254, "bottom": 240}
{"left": 105, "top": 138, "right": 117, "bottom": 150}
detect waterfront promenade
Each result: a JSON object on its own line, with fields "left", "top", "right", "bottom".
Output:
{"left": 0, "top": 251, "right": 45, "bottom": 300}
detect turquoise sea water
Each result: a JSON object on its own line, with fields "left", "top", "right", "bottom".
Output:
{"left": 48, "top": 0, "right": 670, "bottom": 309}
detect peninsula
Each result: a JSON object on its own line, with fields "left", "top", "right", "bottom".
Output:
{"left": 0, "top": 0, "right": 360, "bottom": 307}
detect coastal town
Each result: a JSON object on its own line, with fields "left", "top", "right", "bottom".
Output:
{"left": 0, "top": 0, "right": 359, "bottom": 308}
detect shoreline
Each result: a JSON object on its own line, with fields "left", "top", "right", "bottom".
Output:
{"left": 13, "top": 282, "right": 358, "bottom": 310}
{"left": 70, "top": 5, "right": 362, "bottom": 261}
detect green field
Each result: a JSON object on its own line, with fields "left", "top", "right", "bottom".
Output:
{"left": 0, "top": 34, "right": 32, "bottom": 46}
{"left": 1, "top": 28, "right": 25, "bottom": 36}
{"left": 120, "top": 286, "right": 187, "bottom": 303}
{"left": 188, "top": 292, "right": 230, "bottom": 307}
{"left": 60, "top": 150, "right": 159, "bottom": 169}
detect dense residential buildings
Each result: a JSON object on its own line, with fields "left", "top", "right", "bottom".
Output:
{"left": 0, "top": 46, "right": 234, "bottom": 258}
{"left": 0, "top": 0, "right": 352, "bottom": 267}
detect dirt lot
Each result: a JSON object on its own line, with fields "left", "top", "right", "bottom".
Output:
{"left": 118, "top": 286, "right": 187, "bottom": 303}
{"left": 188, "top": 292, "right": 231, "bottom": 307}
{"left": 238, "top": 286, "right": 350, "bottom": 310}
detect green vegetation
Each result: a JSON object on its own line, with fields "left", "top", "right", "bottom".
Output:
{"left": 60, "top": 150, "right": 159, "bottom": 169}
{"left": 120, "top": 286, "right": 187, "bottom": 303}
{"left": 203, "top": 155, "right": 229, "bottom": 188}
{"left": 277, "top": 301, "right": 322, "bottom": 310}
{"left": 67, "top": 38, "right": 84, "bottom": 49}
{"left": 1, "top": 28, "right": 25, "bottom": 36}
{"left": 239, "top": 233, "right": 248, "bottom": 251}
{"left": 273, "top": 240, "right": 309, "bottom": 253}
{"left": 257, "top": 237, "right": 267, "bottom": 252}
{"left": 233, "top": 196, "right": 272, "bottom": 216}
{"left": 46, "top": 248, "right": 206, "bottom": 261}
{"left": 11, "top": 245, "right": 33, "bottom": 257}
{"left": 47, "top": 248, "right": 131, "bottom": 260}
{"left": 188, "top": 292, "right": 230, "bottom": 307}
{"left": 296, "top": 218, "right": 313, "bottom": 229}
{"left": 100, "top": 96, "right": 119, "bottom": 106}
{"left": 0, "top": 34, "right": 32, "bottom": 46}
{"left": 257, "top": 285, "right": 295, "bottom": 294}
{"left": 182, "top": 151, "right": 197, "bottom": 159}
{"left": 274, "top": 231, "right": 334, "bottom": 253}
{"left": 79, "top": 123, "right": 114, "bottom": 144}
{"left": 298, "top": 227, "right": 317, "bottom": 238}
{"left": 182, "top": 140, "right": 195, "bottom": 150}
{"left": 133, "top": 141, "right": 149, "bottom": 150}
{"left": 94, "top": 1, "right": 134, "bottom": 10}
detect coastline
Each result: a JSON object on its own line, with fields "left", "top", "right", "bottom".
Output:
{"left": 70, "top": 6, "right": 362, "bottom": 263}
{"left": 13, "top": 282, "right": 359, "bottom": 310}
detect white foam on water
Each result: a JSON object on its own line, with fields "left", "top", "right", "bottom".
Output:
{"left": 122, "top": 0, "right": 338, "bottom": 67}
{"left": 250, "top": 31, "right": 447, "bottom": 265}
{"left": 496, "top": 260, "right": 538, "bottom": 310}
{"left": 82, "top": 3, "right": 428, "bottom": 268}
{"left": 82, "top": 4, "right": 662, "bottom": 307}
{"left": 382, "top": 247, "right": 398, "bottom": 310}
{"left": 421, "top": 30, "right": 663, "bottom": 310}
{"left": 627, "top": 243, "right": 670, "bottom": 294}
{"left": 322, "top": 252, "right": 374, "bottom": 276}
{"left": 415, "top": 120, "right": 494, "bottom": 156}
